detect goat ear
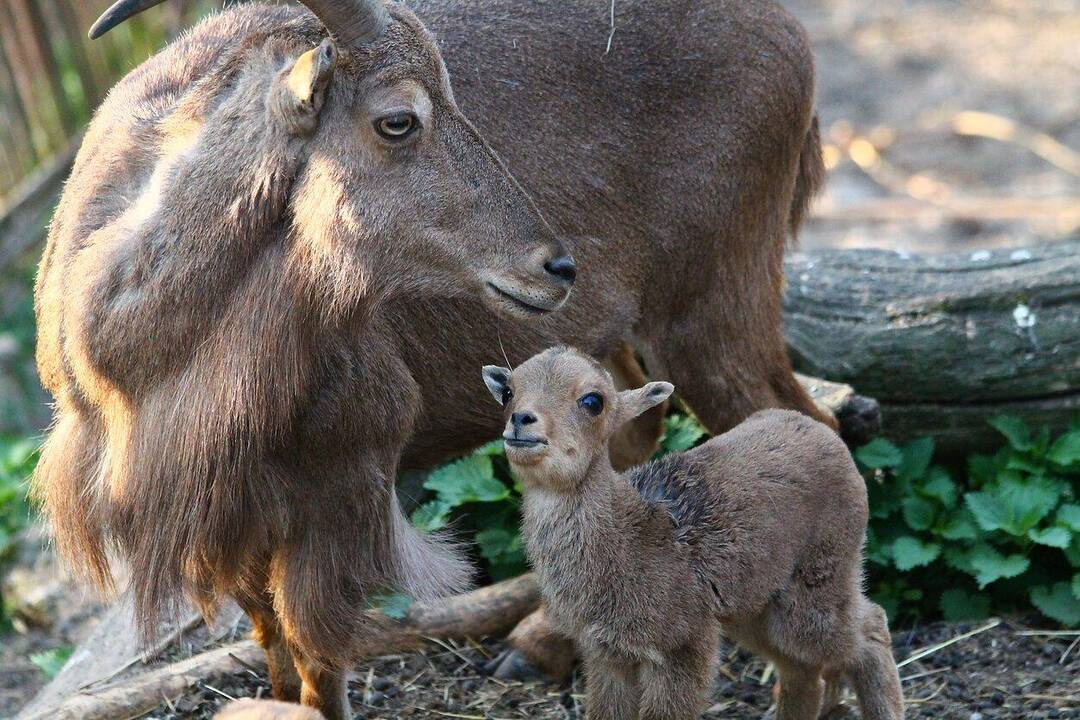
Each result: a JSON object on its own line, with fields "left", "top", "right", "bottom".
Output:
{"left": 481, "top": 366, "right": 513, "bottom": 406}
{"left": 618, "top": 381, "right": 674, "bottom": 421}
{"left": 274, "top": 39, "right": 337, "bottom": 133}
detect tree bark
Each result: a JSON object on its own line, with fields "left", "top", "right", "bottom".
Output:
{"left": 783, "top": 240, "right": 1079, "bottom": 455}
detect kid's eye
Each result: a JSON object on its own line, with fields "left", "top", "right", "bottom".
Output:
{"left": 578, "top": 392, "right": 604, "bottom": 416}
{"left": 501, "top": 387, "right": 513, "bottom": 405}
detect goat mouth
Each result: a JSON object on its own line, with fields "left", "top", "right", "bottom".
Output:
{"left": 484, "top": 282, "right": 558, "bottom": 316}
{"left": 503, "top": 436, "right": 548, "bottom": 449}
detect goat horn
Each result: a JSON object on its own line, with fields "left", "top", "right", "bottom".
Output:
{"left": 89, "top": 0, "right": 388, "bottom": 46}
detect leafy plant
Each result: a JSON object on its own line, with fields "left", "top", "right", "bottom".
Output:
{"left": 410, "top": 441, "right": 527, "bottom": 581}
{"left": 411, "top": 410, "right": 1079, "bottom": 628}
{"left": 29, "top": 646, "right": 73, "bottom": 680}
{"left": 0, "top": 436, "right": 37, "bottom": 562}
{"left": 859, "top": 415, "right": 1079, "bottom": 627}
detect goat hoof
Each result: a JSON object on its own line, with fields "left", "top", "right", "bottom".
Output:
{"left": 486, "top": 649, "right": 546, "bottom": 682}
{"left": 836, "top": 394, "right": 881, "bottom": 446}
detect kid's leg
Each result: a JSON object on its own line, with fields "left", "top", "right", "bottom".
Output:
{"left": 583, "top": 650, "right": 640, "bottom": 720}
{"left": 638, "top": 635, "right": 718, "bottom": 720}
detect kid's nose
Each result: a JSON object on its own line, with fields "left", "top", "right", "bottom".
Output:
{"left": 511, "top": 411, "right": 537, "bottom": 430}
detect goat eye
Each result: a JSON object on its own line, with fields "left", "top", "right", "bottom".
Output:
{"left": 578, "top": 392, "right": 604, "bottom": 416}
{"left": 501, "top": 387, "right": 513, "bottom": 406}
{"left": 375, "top": 113, "right": 418, "bottom": 140}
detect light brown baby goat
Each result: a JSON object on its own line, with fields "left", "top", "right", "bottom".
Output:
{"left": 482, "top": 347, "right": 903, "bottom": 720}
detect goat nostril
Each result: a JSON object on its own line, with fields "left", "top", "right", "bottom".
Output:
{"left": 511, "top": 411, "right": 538, "bottom": 427}
{"left": 543, "top": 255, "right": 577, "bottom": 284}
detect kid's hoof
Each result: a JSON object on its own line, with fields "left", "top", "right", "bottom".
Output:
{"left": 486, "top": 649, "right": 547, "bottom": 682}
{"left": 836, "top": 394, "right": 881, "bottom": 446}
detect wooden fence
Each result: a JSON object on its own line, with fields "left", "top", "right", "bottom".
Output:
{"left": 0, "top": 0, "right": 213, "bottom": 206}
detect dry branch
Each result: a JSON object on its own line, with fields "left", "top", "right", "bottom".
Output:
{"left": 17, "top": 575, "right": 540, "bottom": 720}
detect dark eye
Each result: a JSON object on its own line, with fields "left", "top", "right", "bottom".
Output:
{"left": 578, "top": 392, "right": 604, "bottom": 416}
{"left": 375, "top": 113, "right": 418, "bottom": 141}
{"left": 501, "top": 387, "right": 513, "bottom": 406}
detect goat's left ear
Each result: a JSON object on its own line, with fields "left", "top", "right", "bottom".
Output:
{"left": 617, "top": 381, "right": 674, "bottom": 422}
{"left": 482, "top": 366, "right": 513, "bottom": 406}
{"left": 273, "top": 38, "right": 337, "bottom": 134}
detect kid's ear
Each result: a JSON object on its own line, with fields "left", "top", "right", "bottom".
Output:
{"left": 481, "top": 366, "right": 513, "bottom": 406}
{"left": 617, "top": 381, "right": 674, "bottom": 422}
{"left": 273, "top": 38, "right": 337, "bottom": 134}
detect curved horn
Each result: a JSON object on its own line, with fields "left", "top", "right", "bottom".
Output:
{"left": 89, "top": 0, "right": 167, "bottom": 39}
{"left": 89, "top": 0, "right": 388, "bottom": 46}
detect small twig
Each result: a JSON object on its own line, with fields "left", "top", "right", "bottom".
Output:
{"left": 759, "top": 661, "right": 774, "bottom": 685}
{"left": 906, "top": 680, "right": 948, "bottom": 704}
{"left": 400, "top": 669, "right": 427, "bottom": 692}
{"left": 897, "top": 618, "right": 1001, "bottom": 668}
{"left": 1060, "top": 635, "right": 1079, "bottom": 664}
{"left": 227, "top": 652, "right": 263, "bottom": 679}
{"left": 160, "top": 693, "right": 176, "bottom": 713}
{"left": 1023, "top": 693, "right": 1077, "bottom": 702}
{"left": 423, "top": 636, "right": 484, "bottom": 672}
{"left": 604, "top": 0, "right": 616, "bottom": 55}
{"left": 900, "top": 666, "right": 950, "bottom": 683}
{"left": 1015, "top": 629, "right": 1080, "bottom": 637}
{"left": 428, "top": 711, "right": 485, "bottom": 720}
{"left": 201, "top": 683, "right": 236, "bottom": 702}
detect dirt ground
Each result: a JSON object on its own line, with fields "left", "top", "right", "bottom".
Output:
{"left": 146, "top": 618, "right": 1078, "bottom": 719}
{"left": 785, "top": 0, "right": 1079, "bottom": 254}
{"left": 1, "top": 0, "right": 1078, "bottom": 717}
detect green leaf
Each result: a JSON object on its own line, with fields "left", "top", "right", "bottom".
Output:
{"left": 1030, "top": 583, "right": 1080, "bottom": 627}
{"left": 901, "top": 496, "right": 936, "bottom": 531}
{"left": 967, "top": 454, "right": 997, "bottom": 487}
{"left": 30, "top": 647, "right": 73, "bottom": 680}
{"left": 1005, "top": 453, "right": 1044, "bottom": 475}
{"left": 423, "top": 455, "right": 509, "bottom": 505}
{"left": 866, "top": 473, "right": 907, "bottom": 519}
{"left": 1028, "top": 526, "right": 1072, "bottom": 549}
{"left": 370, "top": 591, "right": 414, "bottom": 620}
{"left": 1067, "top": 539, "right": 1080, "bottom": 568}
{"left": 1047, "top": 430, "right": 1080, "bottom": 466}
{"left": 920, "top": 467, "right": 958, "bottom": 508}
{"left": 891, "top": 536, "right": 941, "bottom": 571}
{"left": 969, "top": 545, "right": 1030, "bottom": 588}
{"left": 855, "top": 438, "right": 903, "bottom": 469}
{"left": 1073, "top": 573, "right": 1080, "bottom": 601}
{"left": 944, "top": 546, "right": 975, "bottom": 575}
{"left": 965, "top": 491, "right": 1008, "bottom": 533}
{"left": 939, "top": 511, "right": 980, "bottom": 541}
{"left": 657, "top": 415, "right": 707, "bottom": 456}
{"left": 475, "top": 440, "right": 506, "bottom": 456}
{"left": 897, "top": 438, "right": 934, "bottom": 481}
{"left": 1059, "top": 505, "right": 1080, "bottom": 532}
{"left": 940, "top": 588, "right": 991, "bottom": 622}
{"left": 988, "top": 415, "right": 1033, "bottom": 451}
{"left": 475, "top": 527, "right": 525, "bottom": 566}
{"left": 411, "top": 500, "right": 451, "bottom": 532}
{"left": 864, "top": 526, "right": 892, "bottom": 566}
{"left": 965, "top": 475, "right": 1062, "bottom": 536}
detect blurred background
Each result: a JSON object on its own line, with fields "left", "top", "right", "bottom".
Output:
{"left": 0, "top": 0, "right": 1077, "bottom": 717}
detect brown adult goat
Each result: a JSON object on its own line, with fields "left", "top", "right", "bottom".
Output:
{"left": 35, "top": 0, "right": 830, "bottom": 717}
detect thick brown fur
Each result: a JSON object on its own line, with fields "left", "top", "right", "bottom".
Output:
{"left": 484, "top": 348, "right": 903, "bottom": 720}
{"left": 36, "top": 0, "right": 828, "bottom": 716}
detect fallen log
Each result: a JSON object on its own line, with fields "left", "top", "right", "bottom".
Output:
{"left": 17, "top": 574, "right": 539, "bottom": 720}
{"left": 783, "top": 240, "right": 1079, "bottom": 455}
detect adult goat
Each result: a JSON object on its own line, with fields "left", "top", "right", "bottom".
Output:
{"left": 35, "top": 0, "right": 829, "bottom": 716}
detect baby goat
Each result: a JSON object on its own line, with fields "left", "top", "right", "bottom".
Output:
{"left": 481, "top": 347, "right": 903, "bottom": 720}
